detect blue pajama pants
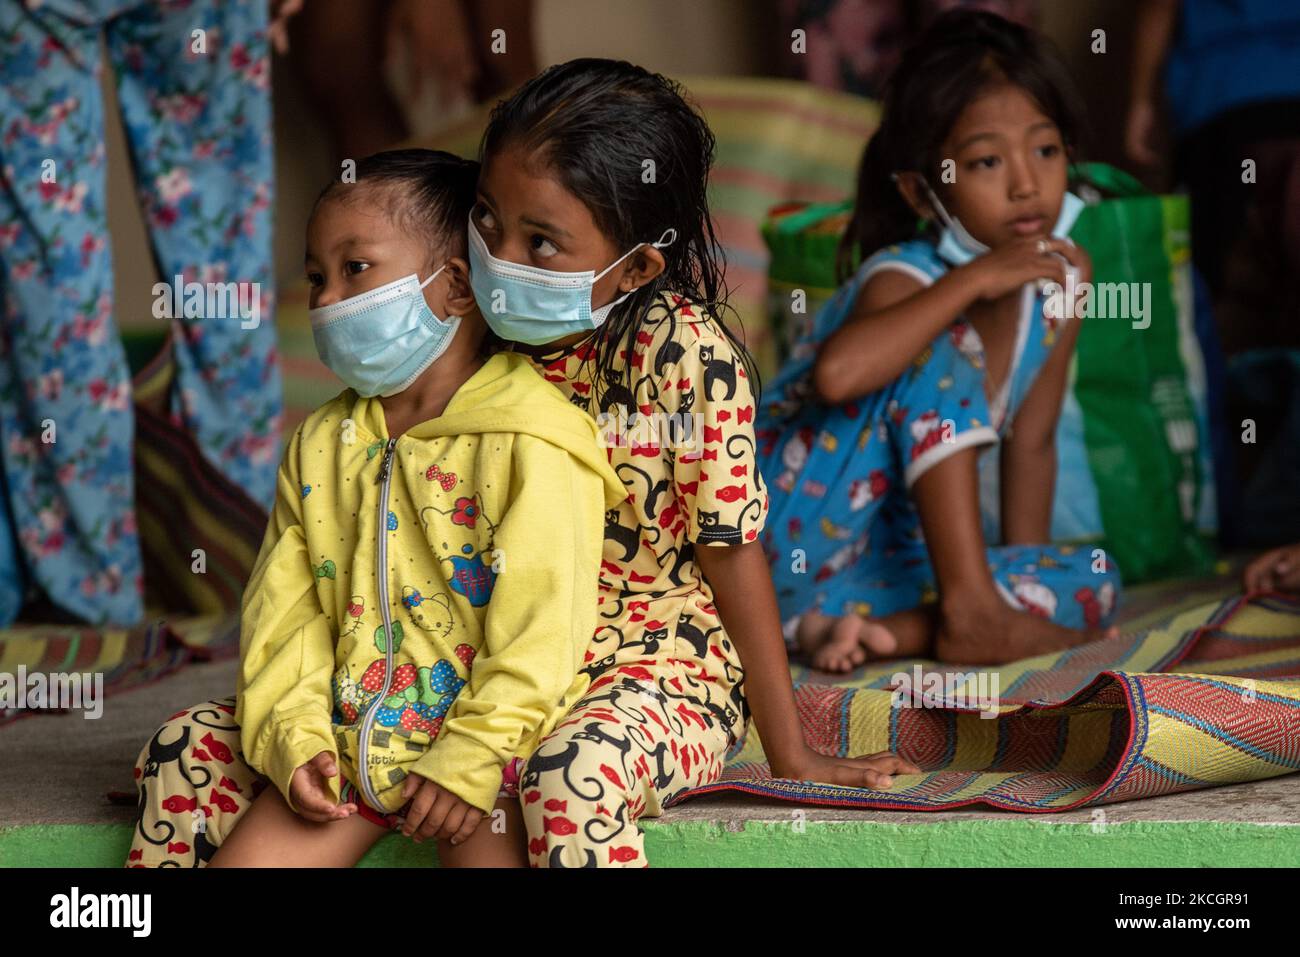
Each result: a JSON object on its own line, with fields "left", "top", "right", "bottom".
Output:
{"left": 0, "top": 0, "right": 281, "bottom": 626}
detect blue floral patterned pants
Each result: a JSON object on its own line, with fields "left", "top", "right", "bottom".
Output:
{"left": 0, "top": 0, "right": 282, "bottom": 626}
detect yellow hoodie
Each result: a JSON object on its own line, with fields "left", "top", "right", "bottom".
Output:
{"left": 235, "top": 352, "right": 626, "bottom": 815}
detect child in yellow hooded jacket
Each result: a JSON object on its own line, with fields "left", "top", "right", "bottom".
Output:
{"left": 208, "top": 150, "right": 625, "bottom": 867}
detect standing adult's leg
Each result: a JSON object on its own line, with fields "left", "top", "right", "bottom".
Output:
{"left": 107, "top": 0, "right": 282, "bottom": 512}
{"left": 286, "top": 0, "right": 407, "bottom": 160}
{"left": 0, "top": 2, "right": 145, "bottom": 625}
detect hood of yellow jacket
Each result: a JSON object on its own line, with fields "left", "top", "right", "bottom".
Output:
{"left": 342, "top": 351, "right": 626, "bottom": 510}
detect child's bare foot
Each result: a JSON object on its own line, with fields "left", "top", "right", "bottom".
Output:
{"left": 796, "top": 609, "right": 899, "bottom": 673}
{"left": 936, "top": 598, "right": 1119, "bottom": 666}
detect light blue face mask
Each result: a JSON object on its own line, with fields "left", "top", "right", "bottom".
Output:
{"left": 467, "top": 216, "right": 678, "bottom": 346}
{"left": 920, "top": 180, "right": 1086, "bottom": 267}
{"left": 309, "top": 265, "right": 461, "bottom": 398}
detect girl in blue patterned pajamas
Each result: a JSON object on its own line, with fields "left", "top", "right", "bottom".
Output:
{"left": 0, "top": 0, "right": 291, "bottom": 626}
{"left": 757, "top": 10, "right": 1122, "bottom": 672}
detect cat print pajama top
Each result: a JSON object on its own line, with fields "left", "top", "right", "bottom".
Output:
{"left": 513, "top": 291, "right": 768, "bottom": 867}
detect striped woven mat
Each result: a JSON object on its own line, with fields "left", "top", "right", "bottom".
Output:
{"left": 691, "top": 592, "right": 1300, "bottom": 811}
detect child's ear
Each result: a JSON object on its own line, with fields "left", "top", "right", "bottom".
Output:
{"left": 893, "top": 171, "right": 938, "bottom": 221}
{"left": 618, "top": 246, "right": 667, "bottom": 293}
{"left": 442, "top": 257, "right": 477, "bottom": 316}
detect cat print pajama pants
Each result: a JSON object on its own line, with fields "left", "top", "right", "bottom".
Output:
{"left": 128, "top": 659, "right": 733, "bottom": 867}
{"left": 516, "top": 651, "right": 735, "bottom": 867}
{"left": 0, "top": 0, "right": 281, "bottom": 626}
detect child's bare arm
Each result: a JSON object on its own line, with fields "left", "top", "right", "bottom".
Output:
{"left": 694, "top": 541, "right": 921, "bottom": 786}
{"left": 999, "top": 367, "right": 1066, "bottom": 544}
{"left": 812, "top": 269, "right": 964, "bottom": 405}
{"left": 814, "top": 237, "right": 1074, "bottom": 405}
{"left": 1000, "top": 243, "right": 1091, "bottom": 544}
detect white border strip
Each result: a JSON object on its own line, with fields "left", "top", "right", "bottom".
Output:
{"left": 903, "top": 425, "right": 999, "bottom": 489}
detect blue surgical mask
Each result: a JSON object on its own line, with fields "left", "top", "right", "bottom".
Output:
{"left": 467, "top": 216, "right": 678, "bottom": 346}
{"left": 310, "top": 265, "right": 461, "bottom": 398}
{"left": 923, "top": 182, "right": 1086, "bottom": 267}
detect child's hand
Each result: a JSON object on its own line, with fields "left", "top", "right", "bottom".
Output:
{"left": 289, "top": 751, "right": 358, "bottom": 823}
{"left": 770, "top": 746, "right": 921, "bottom": 789}
{"left": 966, "top": 236, "right": 1077, "bottom": 301}
{"left": 1243, "top": 544, "right": 1300, "bottom": 594}
{"left": 1126, "top": 97, "right": 1162, "bottom": 168}
{"left": 1058, "top": 239, "right": 1092, "bottom": 288}
{"left": 267, "top": 0, "right": 303, "bottom": 55}
{"left": 397, "top": 772, "right": 484, "bottom": 845}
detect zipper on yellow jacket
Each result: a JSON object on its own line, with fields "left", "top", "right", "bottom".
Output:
{"left": 357, "top": 436, "right": 398, "bottom": 811}
{"left": 235, "top": 352, "right": 626, "bottom": 816}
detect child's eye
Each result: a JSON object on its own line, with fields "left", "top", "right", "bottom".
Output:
{"left": 345, "top": 260, "right": 370, "bottom": 275}
{"left": 1036, "top": 143, "right": 1062, "bottom": 159}
{"left": 967, "top": 155, "right": 999, "bottom": 171}
{"left": 530, "top": 235, "right": 559, "bottom": 258}
{"left": 305, "top": 272, "right": 323, "bottom": 288}
{"left": 472, "top": 203, "right": 497, "bottom": 229}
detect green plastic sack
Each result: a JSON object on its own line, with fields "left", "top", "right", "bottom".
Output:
{"left": 762, "top": 199, "right": 853, "bottom": 363}
{"left": 1066, "top": 162, "right": 1215, "bottom": 581}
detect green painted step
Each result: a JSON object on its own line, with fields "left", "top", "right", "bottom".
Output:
{"left": 3, "top": 820, "right": 1297, "bottom": 868}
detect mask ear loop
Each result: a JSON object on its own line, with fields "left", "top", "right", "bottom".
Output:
{"left": 418, "top": 263, "right": 446, "bottom": 290}
{"left": 890, "top": 170, "right": 960, "bottom": 233}
{"left": 590, "top": 227, "right": 681, "bottom": 319}
{"left": 899, "top": 171, "right": 991, "bottom": 259}
{"left": 593, "top": 228, "right": 680, "bottom": 282}
{"left": 417, "top": 263, "right": 462, "bottom": 327}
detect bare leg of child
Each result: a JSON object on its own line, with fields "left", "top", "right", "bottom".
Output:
{"left": 207, "top": 785, "right": 388, "bottom": 867}
{"left": 436, "top": 797, "right": 528, "bottom": 867}
{"left": 912, "top": 448, "right": 1117, "bottom": 666}
{"left": 796, "top": 607, "right": 935, "bottom": 673}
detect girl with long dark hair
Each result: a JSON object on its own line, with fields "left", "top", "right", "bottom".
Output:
{"left": 468, "top": 57, "right": 918, "bottom": 866}
{"left": 758, "top": 10, "right": 1122, "bottom": 671}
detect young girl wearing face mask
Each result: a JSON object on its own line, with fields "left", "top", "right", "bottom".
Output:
{"left": 124, "top": 149, "right": 626, "bottom": 867}
{"left": 467, "top": 58, "right": 919, "bottom": 868}
{"left": 757, "top": 9, "right": 1122, "bottom": 673}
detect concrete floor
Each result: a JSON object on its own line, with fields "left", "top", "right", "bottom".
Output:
{"left": 0, "top": 657, "right": 242, "bottom": 828}
{"left": 3, "top": 654, "right": 1298, "bottom": 833}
